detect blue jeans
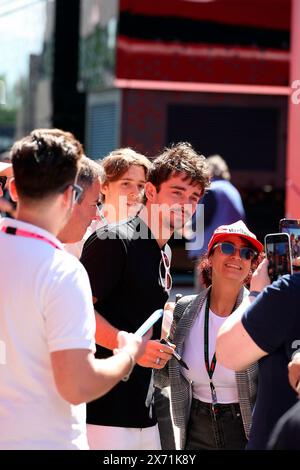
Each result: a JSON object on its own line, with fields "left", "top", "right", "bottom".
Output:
{"left": 185, "top": 398, "right": 247, "bottom": 450}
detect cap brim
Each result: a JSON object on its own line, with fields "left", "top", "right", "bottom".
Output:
{"left": 208, "top": 233, "right": 263, "bottom": 255}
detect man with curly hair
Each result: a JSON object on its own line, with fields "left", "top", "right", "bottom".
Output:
{"left": 81, "top": 142, "right": 210, "bottom": 450}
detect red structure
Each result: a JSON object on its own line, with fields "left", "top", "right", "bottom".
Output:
{"left": 286, "top": 0, "right": 300, "bottom": 218}
{"left": 117, "top": 0, "right": 290, "bottom": 86}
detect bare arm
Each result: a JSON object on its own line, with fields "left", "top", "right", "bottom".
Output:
{"left": 216, "top": 259, "right": 270, "bottom": 370}
{"left": 51, "top": 330, "right": 149, "bottom": 405}
{"left": 216, "top": 306, "right": 267, "bottom": 370}
{"left": 288, "top": 352, "right": 300, "bottom": 392}
{"left": 94, "top": 303, "right": 174, "bottom": 369}
{"left": 94, "top": 308, "right": 119, "bottom": 350}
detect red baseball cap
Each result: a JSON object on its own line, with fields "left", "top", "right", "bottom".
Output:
{"left": 207, "top": 220, "right": 263, "bottom": 256}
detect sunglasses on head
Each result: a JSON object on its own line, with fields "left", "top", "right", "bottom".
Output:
{"left": 0, "top": 176, "right": 7, "bottom": 191}
{"left": 213, "top": 242, "right": 257, "bottom": 260}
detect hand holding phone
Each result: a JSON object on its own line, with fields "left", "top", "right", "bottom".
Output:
{"left": 264, "top": 232, "right": 293, "bottom": 283}
{"left": 279, "top": 219, "right": 300, "bottom": 269}
{"left": 135, "top": 309, "right": 163, "bottom": 337}
{"left": 250, "top": 257, "right": 270, "bottom": 292}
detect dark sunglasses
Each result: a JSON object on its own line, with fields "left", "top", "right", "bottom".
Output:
{"left": 59, "top": 182, "right": 83, "bottom": 204}
{"left": 213, "top": 242, "right": 257, "bottom": 260}
{"left": 0, "top": 176, "right": 7, "bottom": 191}
{"left": 70, "top": 183, "right": 83, "bottom": 204}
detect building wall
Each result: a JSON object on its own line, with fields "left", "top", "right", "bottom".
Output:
{"left": 121, "top": 88, "right": 287, "bottom": 187}
{"left": 121, "top": 87, "right": 287, "bottom": 242}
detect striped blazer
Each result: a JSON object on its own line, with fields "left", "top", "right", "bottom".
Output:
{"left": 155, "top": 287, "right": 258, "bottom": 450}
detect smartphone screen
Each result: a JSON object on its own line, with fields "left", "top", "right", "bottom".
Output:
{"left": 135, "top": 309, "right": 163, "bottom": 336}
{"left": 279, "top": 219, "right": 300, "bottom": 262}
{"left": 264, "top": 233, "right": 292, "bottom": 283}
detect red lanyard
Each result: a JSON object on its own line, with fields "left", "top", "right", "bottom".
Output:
{"left": 1, "top": 226, "right": 62, "bottom": 250}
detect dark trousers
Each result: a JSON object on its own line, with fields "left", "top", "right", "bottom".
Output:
{"left": 154, "top": 387, "right": 176, "bottom": 450}
{"left": 185, "top": 398, "right": 247, "bottom": 450}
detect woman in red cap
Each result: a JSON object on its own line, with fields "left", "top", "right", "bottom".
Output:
{"left": 155, "top": 220, "right": 263, "bottom": 450}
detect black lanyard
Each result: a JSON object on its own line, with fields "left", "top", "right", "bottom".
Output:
{"left": 204, "top": 291, "right": 219, "bottom": 416}
{"left": 204, "top": 291, "right": 236, "bottom": 417}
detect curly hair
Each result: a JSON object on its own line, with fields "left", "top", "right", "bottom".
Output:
{"left": 197, "top": 251, "right": 264, "bottom": 289}
{"left": 148, "top": 142, "right": 210, "bottom": 194}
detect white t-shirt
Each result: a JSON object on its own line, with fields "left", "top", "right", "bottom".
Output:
{"left": 182, "top": 300, "right": 239, "bottom": 404}
{"left": 0, "top": 218, "right": 96, "bottom": 449}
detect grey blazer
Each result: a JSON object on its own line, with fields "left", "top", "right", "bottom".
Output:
{"left": 155, "top": 287, "right": 257, "bottom": 450}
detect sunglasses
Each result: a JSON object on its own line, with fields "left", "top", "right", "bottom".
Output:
{"left": 0, "top": 176, "right": 7, "bottom": 191}
{"left": 59, "top": 182, "right": 83, "bottom": 204}
{"left": 71, "top": 183, "right": 83, "bottom": 204}
{"left": 159, "top": 250, "right": 173, "bottom": 295}
{"left": 213, "top": 242, "right": 258, "bottom": 260}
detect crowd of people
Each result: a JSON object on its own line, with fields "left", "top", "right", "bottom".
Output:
{"left": 0, "top": 128, "right": 300, "bottom": 450}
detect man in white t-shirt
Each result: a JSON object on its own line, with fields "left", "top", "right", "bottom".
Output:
{"left": 0, "top": 129, "right": 148, "bottom": 450}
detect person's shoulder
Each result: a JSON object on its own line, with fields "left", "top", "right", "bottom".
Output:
{"left": 82, "top": 223, "right": 125, "bottom": 251}
{"left": 177, "top": 294, "right": 198, "bottom": 306}
{"left": 211, "top": 179, "right": 240, "bottom": 195}
{"left": 80, "top": 218, "right": 139, "bottom": 262}
{"left": 270, "top": 273, "right": 300, "bottom": 292}
{"left": 175, "top": 293, "right": 202, "bottom": 316}
{"left": 56, "top": 248, "right": 83, "bottom": 268}
{"left": 48, "top": 249, "right": 88, "bottom": 282}
{"left": 268, "top": 401, "right": 300, "bottom": 450}
{"left": 289, "top": 272, "right": 300, "bottom": 286}
{"left": 109, "top": 215, "right": 150, "bottom": 245}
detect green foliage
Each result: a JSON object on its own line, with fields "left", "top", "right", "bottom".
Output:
{"left": 79, "top": 24, "right": 115, "bottom": 91}
{"left": 0, "top": 108, "right": 16, "bottom": 126}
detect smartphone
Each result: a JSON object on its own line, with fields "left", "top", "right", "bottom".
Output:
{"left": 264, "top": 233, "right": 293, "bottom": 283}
{"left": 279, "top": 219, "right": 300, "bottom": 262}
{"left": 135, "top": 309, "right": 163, "bottom": 336}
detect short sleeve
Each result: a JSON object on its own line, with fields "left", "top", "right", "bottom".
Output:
{"left": 80, "top": 231, "right": 127, "bottom": 302}
{"left": 44, "top": 257, "right": 96, "bottom": 353}
{"left": 241, "top": 276, "right": 293, "bottom": 353}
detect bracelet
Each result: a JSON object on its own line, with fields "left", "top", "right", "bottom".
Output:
{"left": 113, "top": 348, "right": 135, "bottom": 382}
{"left": 249, "top": 290, "right": 261, "bottom": 298}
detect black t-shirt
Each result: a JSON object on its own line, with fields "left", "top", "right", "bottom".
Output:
{"left": 268, "top": 400, "right": 300, "bottom": 450}
{"left": 80, "top": 216, "right": 169, "bottom": 428}
{"left": 242, "top": 274, "right": 300, "bottom": 449}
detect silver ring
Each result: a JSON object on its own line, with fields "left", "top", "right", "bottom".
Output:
{"left": 155, "top": 357, "right": 161, "bottom": 365}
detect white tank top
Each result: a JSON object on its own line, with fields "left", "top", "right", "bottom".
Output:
{"left": 182, "top": 300, "right": 239, "bottom": 403}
